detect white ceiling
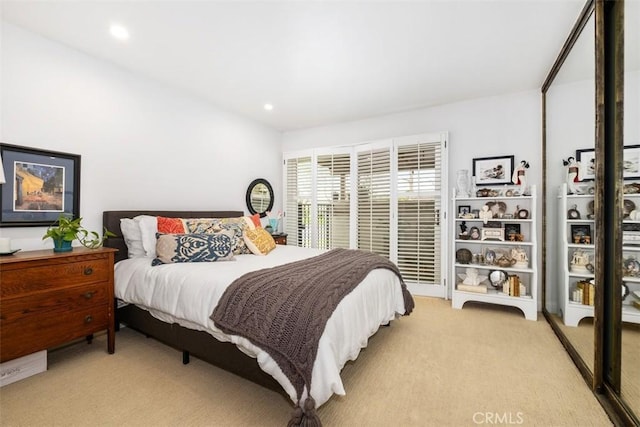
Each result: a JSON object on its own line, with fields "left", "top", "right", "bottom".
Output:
{"left": 1, "top": 0, "right": 587, "bottom": 131}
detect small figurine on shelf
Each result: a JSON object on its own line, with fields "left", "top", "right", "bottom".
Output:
{"left": 563, "top": 156, "right": 584, "bottom": 194}
{"left": 512, "top": 160, "right": 530, "bottom": 195}
{"left": 457, "top": 268, "right": 487, "bottom": 286}
{"left": 458, "top": 221, "right": 469, "bottom": 239}
{"left": 570, "top": 249, "right": 592, "bottom": 273}
{"left": 478, "top": 205, "right": 493, "bottom": 224}
{"left": 510, "top": 247, "right": 529, "bottom": 269}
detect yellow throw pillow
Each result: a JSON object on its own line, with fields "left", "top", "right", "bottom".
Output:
{"left": 243, "top": 228, "right": 276, "bottom": 255}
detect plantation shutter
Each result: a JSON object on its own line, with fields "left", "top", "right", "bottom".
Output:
{"left": 396, "top": 140, "right": 442, "bottom": 285}
{"left": 316, "top": 153, "right": 351, "bottom": 249}
{"left": 356, "top": 146, "right": 391, "bottom": 258}
{"left": 284, "top": 155, "right": 312, "bottom": 247}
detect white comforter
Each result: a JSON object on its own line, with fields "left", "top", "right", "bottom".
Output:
{"left": 114, "top": 245, "right": 407, "bottom": 407}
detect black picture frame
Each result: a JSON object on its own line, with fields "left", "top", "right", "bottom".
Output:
{"left": 623, "top": 144, "right": 640, "bottom": 180}
{"left": 0, "top": 143, "right": 81, "bottom": 227}
{"left": 504, "top": 223, "right": 522, "bottom": 241}
{"left": 458, "top": 205, "right": 471, "bottom": 216}
{"left": 571, "top": 224, "right": 592, "bottom": 245}
{"left": 577, "top": 145, "right": 640, "bottom": 181}
{"left": 469, "top": 226, "right": 480, "bottom": 240}
{"left": 575, "top": 148, "right": 595, "bottom": 181}
{"left": 472, "top": 155, "right": 514, "bottom": 186}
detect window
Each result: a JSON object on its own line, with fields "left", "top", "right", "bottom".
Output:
{"left": 284, "top": 155, "right": 311, "bottom": 247}
{"left": 395, "top": 138, "right": 443, "bottom": 285}
{"left": 283, "top": 132, "right": 447, "bottom": 297}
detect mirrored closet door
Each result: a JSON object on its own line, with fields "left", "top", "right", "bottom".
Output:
{"left": 621, "top": 0, "right": 640, "bottom": 418}
{"left": 542, "top": 0, "right": 639, "bottom": 424}
{"left": 542, "top": 0, "right": 595, "bottom": 377}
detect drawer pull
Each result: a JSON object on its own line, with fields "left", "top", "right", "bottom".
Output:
{"left": 83, "top": 291, "right": 95, "bottom": 299}
{"left": 84, "top": 315, "right": 93, "bottom": 324}
{"left": 84, "top": 267, "right": 94, "bottom": 276}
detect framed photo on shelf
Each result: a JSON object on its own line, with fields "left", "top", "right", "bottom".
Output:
{"left": 472, "top": 155, "right": 514, "bottom": 186}
{"left": 0, "top": 143, "right": 81, "bottom": 227}
{"left": 571, "top": 224, "right": 592, "bottom": 245}
{"left": 623, "top": 145, "right": 640, "bottom": 180}
{"left": 576, "top": 148, "right": 595, "bottom": 181}
{"left": 469, "top": 226, "right": 481, "bottom": 240}
{"left": 504, "top": 223, "right": 522, "bottom": 241}
{"left": 458, "top": 205, "right": 471, "bottom": 216}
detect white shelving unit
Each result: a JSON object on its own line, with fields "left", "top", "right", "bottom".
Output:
{"left": 451, "top": 185, "right": 537, "bottom": 321}
{"left": 558, "top": 183, "right": 640, "bottom": 326}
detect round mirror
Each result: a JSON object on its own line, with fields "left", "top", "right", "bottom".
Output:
{"left": 488, "top": 270, "right": 508, "bottom": 289}
{"left": 246, "top": 178, "right": 274, "bottom": 218}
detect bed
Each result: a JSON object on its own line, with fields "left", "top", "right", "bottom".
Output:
{"left": 103, "top": 210, "right": 413, "bottom": 425}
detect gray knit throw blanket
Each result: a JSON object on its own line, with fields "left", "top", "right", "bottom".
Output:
{"left": 211, "top": 248, "right": 414, "bottom": 427}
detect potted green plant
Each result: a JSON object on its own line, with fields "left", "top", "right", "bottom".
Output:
{"left": 43, "top": 214, "right": 115, "bottom": 252}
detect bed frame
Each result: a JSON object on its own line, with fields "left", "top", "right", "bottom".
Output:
{"left": 103, "top": 210, "right": 283, "bottom": 395}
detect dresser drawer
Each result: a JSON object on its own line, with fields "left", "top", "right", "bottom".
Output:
{"left": 0, "top": 282, "right": 109, "bottom": 323}
{"left": 0, "top": 304, "right": 110, "bottom": 362}
{"left": 1, "top": 258, "right": 110, "bottom": 297}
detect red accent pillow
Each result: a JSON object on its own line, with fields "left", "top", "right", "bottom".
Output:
{"left": 157, "top": 216, "right": 185, "bottom": 234}
{"left": 250, "top": 213, "right": 262, "bottom": 228}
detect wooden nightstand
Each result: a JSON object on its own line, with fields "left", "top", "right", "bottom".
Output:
{"left": 0, "top": 247, "right": 117, "bottom": 363}
{"left": 272, "top": 233, "right": 288, "bottom": 245}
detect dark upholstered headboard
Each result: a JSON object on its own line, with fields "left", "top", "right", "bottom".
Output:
{"left": 103, "top": 210, "right": 244, "bottom": 263}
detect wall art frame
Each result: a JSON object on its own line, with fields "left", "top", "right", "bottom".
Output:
{"left": 575, "top": 148, "right": 596, "bottom": 181}
{"left": 623, "top": 144, "right": 640, "bottom": 180}
{"left": 472, "top": 155, "right": 514, "bottom": 186}
{"left": 0, "top": 143, "right": 81, "bottom": 227}
{"left": 577, "top": 145, "right": 640, "bottom": 181}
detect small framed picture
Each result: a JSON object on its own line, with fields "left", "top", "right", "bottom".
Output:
{"left": 576, "top": 148, "right": 596, "bottom": 181}
{"left": 504, "top": 223, "right": 522, "bottom": 241}
{"left": 623, "top": 145, "right": 640, "bottom": 180}
{"left": 469, "top": 226, "right": 481, "bottom": 240}
{"left": 458, "top": 205, "right": 471, "bottom": 216}
{"left": 571, "top": 224, "right": 592, "bottom": 244}
{"left": 472, "top": 155, "right": 515, "bottom": 186}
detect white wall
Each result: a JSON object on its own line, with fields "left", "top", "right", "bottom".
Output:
{"left": 283, "top": 90, "right": 542, "bottom": 192}
{"left": 0, "top": 22, "right": 282, "bottom": 251}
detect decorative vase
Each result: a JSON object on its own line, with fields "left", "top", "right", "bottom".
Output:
{"left": 53, "top": 239, "right": 73, "bottom": 252}
{"left": 456, "top": 169, "right": 471, "bottom": 198}
{"left": 269, "top": 218, "right": 278, "bottom": 233}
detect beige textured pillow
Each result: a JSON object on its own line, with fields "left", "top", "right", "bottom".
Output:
{"left": 243, "top": 228, "right": 276, "bottom": 255}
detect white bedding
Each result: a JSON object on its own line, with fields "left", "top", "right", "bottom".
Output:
{"left": 114, "top": 245, "right": 407, "bottom": 407}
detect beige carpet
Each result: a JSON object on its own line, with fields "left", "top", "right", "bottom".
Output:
{"left": 553, "top": 313, "right": 640, "bottom": 418}
{"left": 0, "top": 297, "right": 613, "bottom": 426}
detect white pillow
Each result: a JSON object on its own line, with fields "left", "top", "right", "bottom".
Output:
{"left": 135, "top": 215, "right": 158, "bottom": 258}
{"left": 120, "top": 218, "right": 146, "bottom": 258}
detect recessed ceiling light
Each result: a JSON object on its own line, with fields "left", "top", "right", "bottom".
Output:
{"left": 264, "top": 104, "right": 274, "bottom": 111}
{"left": 110, "top": 24, "right": 129, "bottom": 41}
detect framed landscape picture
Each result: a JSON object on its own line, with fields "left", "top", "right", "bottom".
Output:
{"left": 0, "top": 143, "right": 81, "bottom": 227}
{"left": 473, "top": 155, "right": 514, "bottom": 186}
{"left": 576, "top": 145, "right": 640, "bottom": 181}
{"left": 623, "top": 145, "right": 640, "bottom": 180}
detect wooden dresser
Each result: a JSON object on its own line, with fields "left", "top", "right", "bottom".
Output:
{"left": 0, "top": 247, "right": 117, "bottom": 363}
